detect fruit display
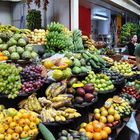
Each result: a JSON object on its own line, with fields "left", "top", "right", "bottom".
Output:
{"left": 105, "top": 96, "right": 132, "bottom": 117}
{"left": 82, "top": 35, "right": 98, "bottom": 53}
{"left": 45, "top": 22, "right": 74, "bottom": 53}
{"left": 20, "top": 65, "right": 46, "bottom": 93}
{"left": 0, "top": 28, "right": 38, "bottom": 60}
{"left": 120, "top": 59, "right": 136, "bottom": 66}
{"left": 40, "top": 107, "right": 81, "bottom": 123}
{"left": 65, "top": 51, "right": 106, "bottom": 75}
{"left": 121, "top": 86, "right": 140, "bottom": 100}
{"left": 102, "top": 69, "right": 125, "bottom": 85}
{"left": 101, "top": 55, "right": 114, "bottom": 65}
{"left": 27, "top": 29, "right": 46, "bottom": 45}
{"left": 93, "top": 106, "right": 121, "bottom": 128}
{"left": 67, "top": 82, "right": 97, "bottom": 105}
{"left": 79, "top": 120, "right": 111, "bottom": 140}
{"left": 0, "top": 63, "right": 22, "bottom": 99}
{"left": 110, "top": 62, "right": 134, "bottom": 77}
{"left": 0, "top": 108, "right": 40, "bottom": 140}
{"left": 43, "top": 57, "right": 72, "bottom": 70}
{"left": 45, "top": 81, "right": 67, "bottom": 99}
{"left": 84, "top": 73, "right": 114, "bottom": 93}
{"left": 73, "top": 30, "right": 84, "bottom": 52}
{"left": 18, "top": 94, "right": 43, "bottom": 113}
{"left": 81, "top": 51, "right": 106, "bottom": 70}
{"left": 57, "top": 129, "right": 89, "bottom": 140}
{"left": 128, "top": 80, "right": 140, "bottom": 93}
{"left": 120, "top": 93, "right": 136, "bottom": 106}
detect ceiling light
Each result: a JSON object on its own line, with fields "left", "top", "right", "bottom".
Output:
{"left": 92, "top": 14, "right": 108, "bottom": 20}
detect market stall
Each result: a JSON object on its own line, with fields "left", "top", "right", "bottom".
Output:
{"left": 0, "top": 22, "right": 139, "bottom": 140}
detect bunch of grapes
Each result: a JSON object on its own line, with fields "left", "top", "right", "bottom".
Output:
{"left": 0, "top": 63, "right": 22, "bottom": 99}
{"left": 20, "top": 65, "right": 45, "bottom": 93}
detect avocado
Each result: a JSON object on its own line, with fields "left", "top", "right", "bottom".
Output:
{"left": 74, "top": 58, "right": 81, "bottom": 67}
{"left": 72, "top": 66, "right": 81, "bottom": 74}
{"left": 81, "top": 66, "right": 88, "bottom": 73}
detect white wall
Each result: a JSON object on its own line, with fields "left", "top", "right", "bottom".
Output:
{"left": 53, "top": 0, "right": 70, "bottom": 29}
{"left": 0, "top": 2, "right": 12, "bottom": 25}
{"left": 12, "top": 0, "right": 70, "bottom": 29}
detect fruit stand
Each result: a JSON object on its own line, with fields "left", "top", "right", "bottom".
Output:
{"left": 0, "top": 22, "right": 139, "bottom": 140}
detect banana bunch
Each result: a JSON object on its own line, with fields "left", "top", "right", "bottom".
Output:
{"left": 82, "top": 35, "right": 98, "bottom": 53}
{"left": 40, "top": 107, "right": 81, "bottom": 123}
{"left": 38, "top": 97, "right": 52, "bottom": 107}
{"left": 73, "top": 29, "right": 84, "bottom": 52}
{"left": 45, "top": 81, "right": 67, "bottom": 99}
{"left": 112, "top": 101, "right": 132, "bottom": 117}
{"left": 18, "top": 94, "right": 42, "bottom": 113}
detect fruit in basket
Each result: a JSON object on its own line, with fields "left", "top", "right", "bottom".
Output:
{"left": 40, "top": 107, "right": 81, "bottom": 123}
{"left": 58, "top": 129, "right": 89, "bottom": 140}
{"left": 102, "top": 69, "right": 125, "bottom": 84}
{"left": 105, "top": 96, "right": 133, "bottom": 117}
{"left": 93, "top": 106, "right": 120, "bottom": 127}
{"left": 79, "top": 120, "right": 111, "bottom": 140}
{"left": 0, "top": 63, "right": 22, "bottom": 99}
{"left": 122, "top": 86, "right": 140, "bottom": 100}
{"left": 93, "top": 74, "right": 114, "bottom": 92}
{"left": 0, "top": 108, "right": 40, "bottom": 140}
{"left": 110, "top": 62, "right": 134, "bottom": 77}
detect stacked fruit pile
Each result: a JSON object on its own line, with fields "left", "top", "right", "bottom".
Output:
{"left": 0, "top": 108, "right": 40, "bottom": 140}
{"left": 102, "top": 69, "right": 125, "bottom": 85}
{"left": 121, "top": 86, "right": 140, "bottom": 100}
{"left": 0, "top": 31, "right": 38, "bottom": 60}
{"left": 20, "top": 65, "right": 46, "bottom": 93}
{"left": 120, "top": 94, "right": 136, "bottom": 106}
{"left": 67, "top": 78, "right": 96, "bottom": 105}
{"left": 105, "top": 96, "right": 132, "bottom": 117}
{"left": 79, "top": 121, "right": 111, "bottom": 140}
{"left": 40, "top": 107, "right": 81, "bottom": 123}
{"left": 45, "top": 22, "right": 73, "bottom": 53}
{"left": 73, "top": 30, "right": 84, "bottom": 52}
{"left": 28, "top": 29, "right": 46, "bottom": 45}
{"left": 0, "top": 63, "right": 22, "bottom": 99}
{"left": 110, "top": 62, "right": 134, "bottom": 77}
{"left": 58, "top": 130, "right": 89, "bottom": 140}
{"left": 93, "top": 106, "right": 121, "bottom": 128}
{"left": 102, "top": 56, "right": 114, "bottom": 65}
{"left": 82, "top": 35, "right": 98, "bottom": 53}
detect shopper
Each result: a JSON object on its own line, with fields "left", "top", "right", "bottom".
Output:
{"left": 127, "top": 35, "right": 138, "bottom": 56}
{"left": 134, "top": 44, "right": 140, "bottom": 70}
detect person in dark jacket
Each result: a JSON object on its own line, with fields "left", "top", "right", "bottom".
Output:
{"left": 127, "top": 35, "right": 138, "bottom": 56}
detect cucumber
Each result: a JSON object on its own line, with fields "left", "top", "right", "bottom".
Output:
{"left": 89, "top": 60, "right": 100, "bottom": 69}
{"left": 96, "top": 55, "right": 106, "bottom": 65}
{"left": 38, "top": 123, "right": 56, "bottom": 140}
{"left": 82, "top": 53, "right": 90, "bottom": 61}
{"left": 85, "top": 51, "right": 99, "bottom": 62}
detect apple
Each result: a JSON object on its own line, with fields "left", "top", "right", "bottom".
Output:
{"left": 7, "top": 108, "right": 17, "bottom": 117}
{"left": 84, "top": 93, "right": 94, "bottom": 102}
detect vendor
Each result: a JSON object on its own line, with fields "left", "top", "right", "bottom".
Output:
{"left": 127, "top": 35, "right": 138, "bottom": 56}
{"left": 134, "top": 44, "right": 140, "bottom": 70}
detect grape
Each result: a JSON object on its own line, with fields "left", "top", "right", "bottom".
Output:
{"left": 20, "top": 65, "right": 45, "bottom": 93}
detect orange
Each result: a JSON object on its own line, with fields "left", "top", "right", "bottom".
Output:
{"left": 85, "top": 124, "right": 94, "bottom": 132}
{"left": 99, "top": 122, "right": 105, "bottom": 128}
{"left": 79, "top": 128, "right": 86, "bottom": 133}
{"left": 12, "top": 133, "right": 19, "bottom": 140}
{"left": 85, "top": 132, "right": 93, "bottom": 139}
{"left": 19, "top": 119, "right": 26, "bottom": 127}
{"left": 93, "top": 132, "right": 102, "bottom": 140}
{"left": 24, "top": 118, "right": 30, "bottom": 125}
{"left": 103, "top": 127, "right": 111, "bottom": 135}
{"left": 100, "top": 130, "right": 108, "bottom": 139}
{"left": 29, "top": 115, "right": 36, "bottom": 122}
{"left": 22, "top": 113, "right": 30, "bottom": 119}
{"left": 94, "top": 123, "right": 102, "bottom": 132}
{"left": 13, "top": 116, "right": 20, "bottom": 123}
{"left": 9, "top": 122, "right": 17, "bottom": 129}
